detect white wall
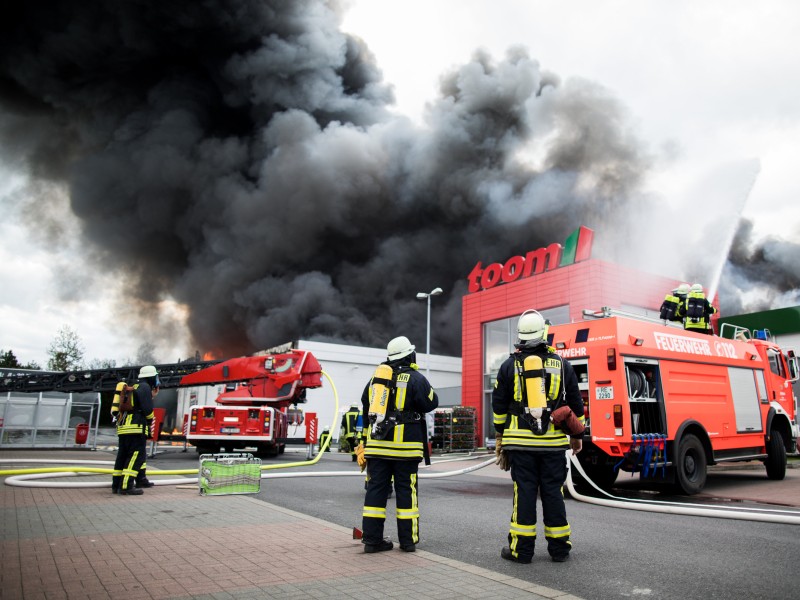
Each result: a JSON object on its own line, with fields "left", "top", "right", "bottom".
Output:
{"left": 296, "top": 340, "right": 462, "bottom": 440}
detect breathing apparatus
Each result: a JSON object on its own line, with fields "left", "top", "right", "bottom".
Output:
{"left": 514, "top": 310, "right": 554, "bottom": 435}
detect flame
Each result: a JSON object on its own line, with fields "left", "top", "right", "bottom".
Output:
{"left": 202, "top": 352, "right": 217, "bottom": 361}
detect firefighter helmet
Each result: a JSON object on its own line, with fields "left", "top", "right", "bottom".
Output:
{"left": 387, "top": 336, "right": 415, "bottom": 361}
{"left": 517, "top": 310, "right": 547, "bottom": 342}
{"left": 675, "top": 283, "right": 690, "bottom": 295}
{"left": 138, "top": 365, "right": 158, "bottom": 378}
{"left": 690, "top": 283, "right": 704, "bottom": 293}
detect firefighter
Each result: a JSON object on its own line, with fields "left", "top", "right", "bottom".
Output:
{"left": 318, "top": 428, "right": 331, "bottom": 452}
{"left": 659, "top": 283, "right": 689, "bottom": 323}
{"left": 358, "top": 336, "right": 439, "bottom": 553}
{"left": 684, "top": 283, "right": 717, "bottom": 335}
{"left": 111, "top": 366, "right": 158, "bottom": 495}
{"left": 339, "top": 403, "right": 360, "bottom": 460}
{"left": 493, "top": 310, "right": 584, "bottom": 564}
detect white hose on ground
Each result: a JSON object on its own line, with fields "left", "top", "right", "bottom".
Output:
{"left": 567, "top": 453, "right": 800, "bottom": 525}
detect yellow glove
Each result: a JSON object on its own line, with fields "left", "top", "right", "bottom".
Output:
{"left": 355, "top": 443, "right": 367, "bottom": 472}
{"left": 495, "top": 433, "right": 510, "bottom": 471}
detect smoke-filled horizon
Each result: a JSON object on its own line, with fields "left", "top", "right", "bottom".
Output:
{"left": 1, "top": 0, "right": 797, "bottom": 361}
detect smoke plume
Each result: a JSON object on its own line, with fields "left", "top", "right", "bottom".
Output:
{"left": 1, "top": 1, "right": 790, "bottom": 360}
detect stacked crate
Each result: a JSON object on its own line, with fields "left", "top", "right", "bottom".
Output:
{"left": 432, "top": 406, "right": 476, "bottom": 452}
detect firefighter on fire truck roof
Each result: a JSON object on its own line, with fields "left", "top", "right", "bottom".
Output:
{"left": 684, "top": 283, "right": 717, "bottom": 335}
{"left": 357, "top": 335, "right": 439, "bottom": 554}
{"left": 492, "top": 310, "right": 585, "bottom": 564}
{"left": 659, "top": 283, "right": 689, "bottom": 323}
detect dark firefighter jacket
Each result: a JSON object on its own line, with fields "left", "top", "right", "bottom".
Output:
{"left": 360, "top": 359, "right": 439, "bottom": 461}
{"left": 113, "top": 381, "right": 155, "bottom": 436}
{"left": 492, "top": 345, "right": 584, "bottom": 450}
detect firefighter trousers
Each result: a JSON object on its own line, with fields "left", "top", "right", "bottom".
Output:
{"left": 362, "top": 458, "right": 419, "bottom": 547}
{"left": 507, "top": 450, "right": 571, "bottom": 560}
{"left": 112, "top": 434, "right": 147, "bottom": 491}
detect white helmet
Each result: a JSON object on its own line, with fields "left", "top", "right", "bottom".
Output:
{"left": 675, "top": 283, "right": 690, "bottom": 295}
{"left": 517, "top": 310, "right": 547, "bottom": 342}
{"left": 690, "top": 283, "right": 704, "bottom": 293}
{"left": 138, "top": 365, "right": 158, "bottom": 378}
{"left": 387, "top": 336, "right": 415, "bottom": 361}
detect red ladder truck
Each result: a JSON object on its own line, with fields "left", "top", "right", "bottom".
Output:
{"left": 179, "top": 349, "right": 322, "bottom": 458}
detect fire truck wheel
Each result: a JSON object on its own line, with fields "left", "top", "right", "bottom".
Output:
{"left": 675, "top": 434, "right": 707, "bottom": 495}
{"left": 765, "top": 430, "right": 786, "bottom": 480}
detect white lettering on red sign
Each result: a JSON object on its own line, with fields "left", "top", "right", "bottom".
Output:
{"left": 652, "top": 332, "right": 739, "bottom": 358}
{"left": 555, "top": 347, "right": 588, "bottom": 358}
{"left": 713, "top": 341, "right": 739, "bottom": 359}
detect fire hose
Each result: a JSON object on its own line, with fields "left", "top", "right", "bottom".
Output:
{"left": 4, "top": 379, "right": 800, "bottom": 526}
{"left": 0, "top": 368, "right": 495, "bottom": 487}
{"left": 566, "top": 452, "right": 800, "bottom": 525}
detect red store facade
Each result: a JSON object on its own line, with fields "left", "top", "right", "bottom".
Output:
{"left": 460, "top": 226, "right": 686, "bottom": 441}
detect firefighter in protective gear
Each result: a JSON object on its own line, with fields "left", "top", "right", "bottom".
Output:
{"left": 319, "top": 428, "right": 331, "bottom": 452}
{"left": 360, "top": 336, "right": 439, "bottom": 554}
{"left": 493, "top": 310, "right": 585, "bottom": 564}
{"left": 684, "top": 283, "right": 717, "bottom": 335}
{"left": 660, "top": 283, "right": 689, "bottom": 323}
{"left": 111, "top": 366, "right": 158, "bottom": 495}
{"left": 339, "top": 404, "right": 361, "bottom": 460}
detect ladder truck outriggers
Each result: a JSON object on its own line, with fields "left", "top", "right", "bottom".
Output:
{"left": 550, "top": 308, "right": 799, "bottom": 494}
{"left": 179, "top": 348, "right": 322, "bottom": 458}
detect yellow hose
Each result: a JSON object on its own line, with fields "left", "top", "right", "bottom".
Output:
{"left": 0, "top": 369, "right": 340, "bottom": 479}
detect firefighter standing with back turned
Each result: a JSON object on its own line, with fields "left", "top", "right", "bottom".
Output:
{"left": 684, "top": 283, "right": 717, "bottom": 335}
{"left": 111, "top": 365, "right": 158, "bottom": 495}
{"left": 493, "top": 310, "right": 585, "bottom": 564}
{"left": 356, "top": 336, "right": 439, "bottom": 553}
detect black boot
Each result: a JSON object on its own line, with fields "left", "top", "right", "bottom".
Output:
{"left": 136, "top": 478, "right": 155, "bottom": 488}
{"left": 111, "top": 475, "right": 122, "bottom": 494}
{"left": 119, "top": 487, "right": 144, "bottom": 496}
{"left": 364, "top": 539, "right": 393, "bottom": 553}
{"left": 501, "top": 546, "right": 532, "bottom": 564}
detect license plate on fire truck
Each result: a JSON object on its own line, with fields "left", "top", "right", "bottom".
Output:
{"left": 221, "top": 427, "right": 240, "bottom": 434}
{"left": 596, "top": 386, "right": 614, "bottom": 399}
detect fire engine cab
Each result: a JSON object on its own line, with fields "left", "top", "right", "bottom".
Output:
{"left": 550, "top": 308, "right": 799, "bottom": 494}
{"left": 179, "top": 349, "right": 322, "bottom": 457}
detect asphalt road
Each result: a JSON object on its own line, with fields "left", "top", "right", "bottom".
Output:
{"left": 145, "top": 446, "right": 800, "bottom": 600}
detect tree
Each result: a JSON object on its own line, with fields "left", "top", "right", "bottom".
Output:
{"left": 88, "top": 358, "right": 117, "bottom": 369}
{"left": 46, "top": 325, "right": 85, "bottom": 371}
{"left": 0, "top": 349, "right": 41, "bottom": 369}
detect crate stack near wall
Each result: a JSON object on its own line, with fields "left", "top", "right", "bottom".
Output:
{"left": 432, "top": 406, "right": 476, "bottom": 452}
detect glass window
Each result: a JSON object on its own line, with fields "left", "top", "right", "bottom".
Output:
{"left": 767, "top": 349, "right": 784, "bottom": 378}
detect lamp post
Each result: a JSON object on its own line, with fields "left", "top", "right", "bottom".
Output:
{"left": 416, "top": 287, "right": 443, "bottom": 375}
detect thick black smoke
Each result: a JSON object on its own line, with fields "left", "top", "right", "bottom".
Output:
{"left": 715, "top": 218, "right": 800, "bottom": 317}
{"left": 2, "top": 0, "right": 665, "bottom": 359}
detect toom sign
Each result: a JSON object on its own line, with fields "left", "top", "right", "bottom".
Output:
{"left": 467, "top": 226, "right": 594, "bottom": 293}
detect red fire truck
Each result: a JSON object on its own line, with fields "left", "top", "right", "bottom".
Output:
{"left": 179, "top": 349, "right": 323, "bottom": 457}
{"left": 550, "top": 308, "right": 799, "bottom": 494}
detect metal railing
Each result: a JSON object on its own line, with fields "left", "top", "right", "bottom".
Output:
{"left": 0, "top": 392, "right": 101, "bottom": 449}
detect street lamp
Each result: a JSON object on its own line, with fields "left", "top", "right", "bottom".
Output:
{"left": 416, "top": 287, "right": 443, "bottom": 375}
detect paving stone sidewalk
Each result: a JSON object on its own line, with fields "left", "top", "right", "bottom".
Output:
{"left": 0, "top": 453, "right": 580, "bottom": 600}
